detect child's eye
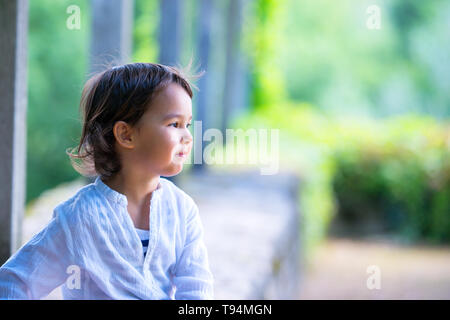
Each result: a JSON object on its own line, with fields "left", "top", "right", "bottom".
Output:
{"left": 169, "top": 122, "right": 191, "bottom": 129}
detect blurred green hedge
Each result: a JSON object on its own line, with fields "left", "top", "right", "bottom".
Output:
{"left": 332, "top": 116, "right": 450, "bottom": 243}
{"left": 234, "top": 103, "right": 450, "bottom": 255}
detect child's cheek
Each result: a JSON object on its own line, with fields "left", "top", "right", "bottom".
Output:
{"left": 166, "top": 131, "right": 181, "bottom": 146}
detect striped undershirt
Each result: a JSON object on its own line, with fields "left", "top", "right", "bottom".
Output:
{"left": 135, "top": 228, "right": 149, "bottom": 257}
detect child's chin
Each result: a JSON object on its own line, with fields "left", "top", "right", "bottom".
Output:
{"left": 163, "top": 164, "right": 184, "bottom": 177}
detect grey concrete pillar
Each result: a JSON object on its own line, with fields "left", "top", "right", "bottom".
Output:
{"left": 221, "top": 0, "right": 245, "bottom": 135}
{"left": 89, "top": 0, "right": 134, "bottom": 74}
{"left": 191, "top": 0, "right": 213, "bottom": 174}
{"left": 158, "top": 0, "right": 183, "bottom": 66}
{"left": 0, "top": 0, "right": 29, "bottom": 265}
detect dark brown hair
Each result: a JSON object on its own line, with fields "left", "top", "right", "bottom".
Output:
{"left": 67, "top": 62, "right": 199, "bottom": 179}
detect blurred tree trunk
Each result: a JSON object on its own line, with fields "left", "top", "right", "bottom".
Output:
{"left": 191, "top": 0, "right": 213, "bottom": 174}
{"left": 221, "top": 0, "right": 246, "bottom": 136}
{"left": 89, "top": 0, "right": 134, "bottom": 74}
{"left": 158, "top": 0, "right": 183, "bottom": 66}
{"left": 0, "top": 0, "right": 28, "bottom": 264}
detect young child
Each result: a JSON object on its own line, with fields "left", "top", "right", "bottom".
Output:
{"left": 0, "top": 63, "right": 214, "bottom": 300}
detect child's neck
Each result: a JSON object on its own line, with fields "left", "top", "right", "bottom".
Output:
{"left": 102, "top": 171, "right": 161, "bottom": 207}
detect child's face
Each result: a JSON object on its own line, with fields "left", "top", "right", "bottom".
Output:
{"left": 130, "top": 83, "right": 193, "bottom": 177}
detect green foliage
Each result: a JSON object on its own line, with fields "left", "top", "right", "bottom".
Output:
{"left": 235, "top": 103, "right": 450, "bottom": 257}
{"left": 132, "top": 0, "right": 158, "bottom": 63}
{"left": 243, "top": 0, "right": 288, "bottom": 110}
{"left": 27, "top": 0, "right": 90, "bottom": 205}
{"left": 264, "top": 0, "right": 450, "bottom": 118}
{"left": 237, "top": 0, "right": 450, "bottom": 256}
{"left": 332, "top": 119, "right": 450, "bottom": 243}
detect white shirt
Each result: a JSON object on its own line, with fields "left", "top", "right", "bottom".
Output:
{"left": 0, "top": 176, "right": 214, "bottom": 300}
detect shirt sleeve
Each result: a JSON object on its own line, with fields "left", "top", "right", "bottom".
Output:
{"left": 172, "top": 202, "right": 214, "bottom": 300}
{"left": 0, "top": 210, "right": 73, "bottom": 299}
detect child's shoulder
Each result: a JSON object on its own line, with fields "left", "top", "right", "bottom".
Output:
{"left": 52, "top": 182, "right": 103, "bottom": 222}
{"left": 159, "top": 177, "right": 196, "bottom": 209}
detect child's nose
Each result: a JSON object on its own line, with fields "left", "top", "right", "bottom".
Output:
{"left": 181, "top": 128, "right": 193, "bottom": 144}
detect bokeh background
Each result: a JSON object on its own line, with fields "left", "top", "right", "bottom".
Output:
{"left": 21, "top": 0, "right": 450, "bottom": 299}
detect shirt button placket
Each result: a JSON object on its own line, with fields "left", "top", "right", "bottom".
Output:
{"left": 144, "top": 194, "right": 159, "bottom": 285}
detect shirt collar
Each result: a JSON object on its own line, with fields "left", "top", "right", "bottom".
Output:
{"left": 94, "top": 176, "right": 163, "bottom": 207}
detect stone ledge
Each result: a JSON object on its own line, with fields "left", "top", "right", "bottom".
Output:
{"left": 178, "top": 169, "right": 301, "bottom": 299}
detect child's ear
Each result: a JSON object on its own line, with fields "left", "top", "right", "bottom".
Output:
{"left": 113, "top": 121, "right": 135, "bottom": 149}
